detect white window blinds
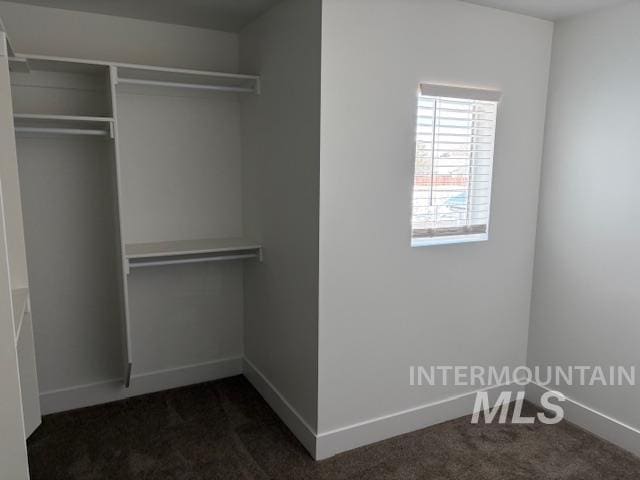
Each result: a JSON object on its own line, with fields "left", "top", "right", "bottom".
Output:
{"left": 411, "top": 84, "right": 500, "bottom": 246}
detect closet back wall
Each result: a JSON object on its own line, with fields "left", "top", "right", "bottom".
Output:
{"left": 0, "top": 1, "right": 245, "bottom": 413}
{"left": 117, "top": 83, "right": 244, "bottom": 382}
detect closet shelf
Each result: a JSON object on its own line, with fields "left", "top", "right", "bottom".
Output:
{"left": 13, "top": 114, "right": 114, "bottom": 137}
{"left": 125, "top": 238, "right": 263, "bottom": 269}
{"left": 14, "top": 114, "right": 114, "bottom": 122}
{"left": 114, "top": 65, "right": 260, "bottom": 94}
{"left": 10, "top": 53, "right": 260, "bottom": 95}
{"left": 12, "top": 288, "right": 29, "bottom": 343}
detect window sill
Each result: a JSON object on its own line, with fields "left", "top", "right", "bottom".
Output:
{"left": 411, "top": 233, "right": 488, "bottom": 248}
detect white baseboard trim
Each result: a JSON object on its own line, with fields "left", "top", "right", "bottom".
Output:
{"left": 315, "top": 381, "right": 525, "bottom": 460}
{"left": 40, "top": 356, "right": 243, "bottom": 415}
{"left": 242, "top": 358, "right": 318, "bottom": 457}
{"left": 526, "top": 382, "right": 640, "bottom": 458}
{"left": 40, "top": 377, "right": 124, "bottom": 415}
{"left": 41, "top": 366, "right": 639, "bottom": 462}
{"left": 240, "top": 363, "right": 526, "bottom": 461}
{"left": 128, "top": 357, "right": 243, "bottom": 397}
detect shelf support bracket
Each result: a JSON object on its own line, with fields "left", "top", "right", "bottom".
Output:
{"left": 0, "top": 33, "right": 7, "bottom": 58}
{"left": 124, "top": 362, "right": 132, "bottom": 388}
{"left": 109, "top": 65, "right": 119, "bottom": 86}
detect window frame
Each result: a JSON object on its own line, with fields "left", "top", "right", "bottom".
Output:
{"left": 410, "top": 83, "right": 501, "bottom": 248}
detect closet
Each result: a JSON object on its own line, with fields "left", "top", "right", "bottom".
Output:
{"left": 3, "top": 43, "right": 262, "bottom": 427}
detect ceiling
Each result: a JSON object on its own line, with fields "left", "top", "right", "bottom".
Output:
{"left": 3, "top": 0, "right": 631, "bottom": 30}
{"left": 462, "top": 0, "right": 630, "bottom": 20}
{"left": 3, "top": 0, "right": 283, "bottom": 32}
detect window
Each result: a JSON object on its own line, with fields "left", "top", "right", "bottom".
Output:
{"left": 411, "top": 84, "right": 501, "bottom": 247}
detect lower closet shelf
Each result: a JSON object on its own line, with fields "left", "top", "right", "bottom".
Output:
{"left": 125, "top": 237, "right": 263, "bottom": 269}
{"left": 13, "top": 114, "right": 115, "bottom": 137}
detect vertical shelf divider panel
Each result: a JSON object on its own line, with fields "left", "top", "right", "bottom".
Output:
{"left": 108, "top": 65, "right": 133, "bottom": 387}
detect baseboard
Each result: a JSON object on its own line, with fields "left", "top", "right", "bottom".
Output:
{"left": 40, "top": 356, "right": 243, "bottom": 415}
{"left": 241, "top": 362, "right": 527, "bottom": 461}
{"left": 41, "top": 366, "right": 639, "bottom": 462}
{"left": 315, "top": 381, "right": 525, "bottom": 460}
{"left": 242, "top": 358, "right": 318, "bottom": 457}
{"left": 526, "top": 382, "right": 640, "bottom": 458}
{"left": 128, "top": 357, "right": 243, "bottom": 397}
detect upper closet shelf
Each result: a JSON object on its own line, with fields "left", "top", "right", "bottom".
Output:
{"left": 125, "top": 238, "right": 263, "bottom": 270}
{"left": 114, "top": 65, "right": 260, "bottom": 94}
{"left": 11, "top": 55, "right": 260, "bottom": 94}
{"left": 13, "top": 114, "right": 114, "bottom": 137}
{"left": 9, "top": 54, "right": 261, "bottom": 95}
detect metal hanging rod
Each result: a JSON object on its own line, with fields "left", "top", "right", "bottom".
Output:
{"left": 116, "top": 77, "right": 256, "bottom": 93}
{"left": 13, "top": 113, "right": 115, "bottom": 122}
{"left": 128, "top": 253, "right": 259, "bottom": 269}
{"left": 14, "top": 127, "right": 110, "bottom": 136}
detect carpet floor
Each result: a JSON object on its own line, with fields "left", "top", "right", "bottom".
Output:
{"left": 27, "top": 376, "right": 640, "bottom": 479}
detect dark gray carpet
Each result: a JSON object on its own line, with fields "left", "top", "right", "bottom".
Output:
{"left": 27, "top": 376, "right": 640, "bottom": 479}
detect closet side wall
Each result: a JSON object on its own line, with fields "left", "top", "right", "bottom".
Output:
{"left": 0, "top": 21, "right": 27, "bottom": 293}
{"left": 0, "top": 39, "right": 29, "bottom": 480}
{"left": 0, "top": 186, "right": 29, "bottom": 479}
{"left": 0, "top": 84, "right": 27, "bottom": 289}
{"left": 240, "top": 0, "right": 322, "bottom": 436}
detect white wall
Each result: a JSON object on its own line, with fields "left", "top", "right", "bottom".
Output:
{"left": 0, "top": 1, "right": 237, "bottom": 71}
{"left": 117, "top": 89, "right": 245, "bottom": 384}
{"left": 240, "top": 0, "right": 321, "bottom": 437}
{"left": 17, "top": 137, "right": 123, "bottom": 393}
{"left": 527, "top": 0, "right": 640, "bottom": 454}
{"left": 318, "top": 0, "right": 553, "bottom": 450}
{"left": 0, "top": 2, "right": 244, "bottom": 412}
